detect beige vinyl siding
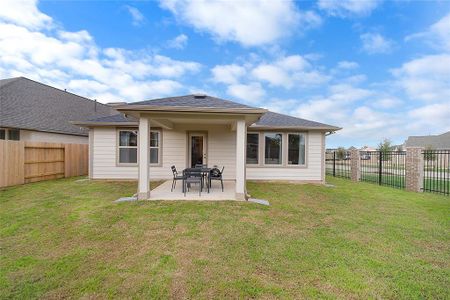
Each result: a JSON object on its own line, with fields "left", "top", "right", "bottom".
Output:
{"left": 20, "top": 129, "right": 88, "bottom": 144}
{"left": 91, "top": 125, "right": 236, "bottom": 180}
{"left": 91, "top": 126, "right": 325, "bottom": 182}
{"left": 246, "top": 131, "right": 324, "bottom": 181}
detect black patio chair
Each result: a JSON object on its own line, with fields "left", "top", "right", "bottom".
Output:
{"left": 183, "top": 168, "right": 203, "bottom": 196}
{"left": 209, "top": 166, "right": 224, "bottom": 192}
{"left": 170, "top": 165, "right": 184, "bottom": 192}
{"left": 195, "top": 163, "right": 208, "bottom": 189}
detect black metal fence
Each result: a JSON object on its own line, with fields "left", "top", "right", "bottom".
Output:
{"left": 422, "top": 149, "right": 450, "bottom": 195}
{"left": 325, "top": 150, "right": 351, "bottom": 179}
{"left": 360, "top": 151, "right": 406, "bottom": 189}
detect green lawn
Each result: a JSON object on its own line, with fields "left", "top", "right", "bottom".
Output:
{"left": 1, "top": 177, "right": 449, "bottom": 299}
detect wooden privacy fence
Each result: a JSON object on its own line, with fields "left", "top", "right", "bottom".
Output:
{"left": 0, "top": 140, "right": 88, "bottom": 188}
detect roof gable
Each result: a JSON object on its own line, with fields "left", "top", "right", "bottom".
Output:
{"left": 0, "top": 77, "right": 117, "bottom": 136}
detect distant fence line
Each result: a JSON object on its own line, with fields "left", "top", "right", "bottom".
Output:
{"left": 0, "top": 140, "right": 88, "bottom": 188}
{"left": 326, "top": 148, "right": 449, "bottom": 196}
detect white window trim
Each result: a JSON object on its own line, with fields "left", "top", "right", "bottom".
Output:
{"left": 117, "top": 129, "right": 138, "bottom": 166}
{"left": 149, "top": 130, "right": 162, "bottom": 166}
{"left": 286, "top": 132, "right": 307, "bottom": 167}
{"left": 116, "top": 128, "right": 162, "bottom": 167}
{"left": 246, "top": 132, "right": 260, "bottom": 165}
{"left": 0, "top": 128, "right": 20, "bottom": 141}
{"left": 263, "top": 132, "right": 283, "bottom": 166}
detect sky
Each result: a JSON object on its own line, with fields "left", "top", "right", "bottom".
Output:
{"left": 0, "top": 0, "right": 449, "bottom": 148}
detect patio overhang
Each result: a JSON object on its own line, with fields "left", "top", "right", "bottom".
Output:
{"left": 130, "top": 109, "right": 263, "bottom": 201}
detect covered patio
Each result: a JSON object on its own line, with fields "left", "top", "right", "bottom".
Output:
{"left": 149, "top": 180, "right": 238, "bottom": 201}
{"left": 115, "top": 96, "right": 267, "bottom": 201}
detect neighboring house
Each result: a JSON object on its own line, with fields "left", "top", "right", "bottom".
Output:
{"left": 360, "top": 145, "right": 377, "bottom": 152}
{"left": 0, "top": 77, "right": 117, "bottom": 143}
{"left": 74, "top": 94, "right": 341, "bottom": 200}
{"left": 404, "top": 131, "right": 450, "bottom": 149}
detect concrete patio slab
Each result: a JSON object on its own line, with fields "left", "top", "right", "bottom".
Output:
{"left": 149, "top": 180, "right": 239, "bottom": 201}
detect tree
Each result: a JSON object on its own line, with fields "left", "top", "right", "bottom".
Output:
{"left": 424, "top": 145, "right": 436, "bottom": 161}
{"left": 378, "top": 138, "right": 393, "bottom": 161}
{"left": 336, "top": 147, "right": 346, "bottom": 160}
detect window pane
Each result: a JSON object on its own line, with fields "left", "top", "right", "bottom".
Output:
{"left": 0, "top": 129, "right": 5, "bottom": 140}
{"left": 246, "top": 133, "right": 259, "bottom": 164}
{"left": 150, "top": 131, "right": 159, "bottom": 147}
{"left": 288, "top": 134, "right": 305, "bottom": 165}
{"left": 150, "top": 148, "right": 159, "bottom": 164}
{"left": 119, "top": 131, "right": 137, "bottom": 146}
{"left": 8, "top": 129, "right": 20, "bottom": 141}
{"left": 265, "top": 133, "right": 282, "bottom": 164}
{"left": 119, "top": 148, "right": 137, "bottom": 163}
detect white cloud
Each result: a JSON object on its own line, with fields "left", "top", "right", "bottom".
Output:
{"left": 167, "top": 34, "right": 188, "bottom": 49}
{"left": 227, "top": 82, "right": 266, "bottom": 103}
{"left": 211, "top": 64, "right": 246, "bottom": 84}
{"left": 337, "top": 60, "right": 359, "bottom": 69}
{"left": 0, "top": 0, "right": 52, "bottom": 29}
{"left": 159, "top": 0, "right": 321, "bottom": 46}
{"left": 125, "top": 5, "right": 145, "bottom": 26}
{"left": 392, "top": 54, "right": 450, "bottom": 102}
{"left": 360, "top": 33, "right": 394, "bottom": 54}
{"left": 0, "top": 1, "right": 202, "bottom": 102}
{"left": 251, "top": 55, "right": 328, "bottom": 88}
{"left": 318, "top": 0, "right": 381, "bottom": 17}
{"left": 373, "top": 97, "right": 402, "bottom": 109}
{"left": 405, "top": 12, "right": 450, "bottom": 51}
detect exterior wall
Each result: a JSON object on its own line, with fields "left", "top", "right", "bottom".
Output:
{"left": 246, "top": 131, "right": 325, "bottom": 182}
{"left": 91, "top": 126, "right": 325, "bottom": 182}
{"left": 20, "top": 129, "right": 88, "bottom": 144}
{"left": 91, "top": 124, "right": 236, "bottom": 180}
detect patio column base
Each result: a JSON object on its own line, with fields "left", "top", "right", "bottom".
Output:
{"left": 235, "top": 192, "right": 246, "bottom": 201}
{"left": 137, "top": 191, "right": 150, "bottom": 200}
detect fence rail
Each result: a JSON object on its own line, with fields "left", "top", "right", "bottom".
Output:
{"left": 326, "top": 151, "right": 351, "bottom": 179}
{"left": 422, "top": 149, "right": 450, "bottom": 195}
{"left": 326, "top": 148, "right": 449, "bottom": 196}
{"left": 0, "top": 140, "right": 88, "bottom": 188}
{"left": 360, "top": 151, "right": 406, "bottom": 189}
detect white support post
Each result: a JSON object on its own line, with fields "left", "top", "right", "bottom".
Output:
{"left": 235, "top": 119, "right": 247, "bottom": 200}
{"left": 137, "top": 115, "right": 150, "bottom": 200}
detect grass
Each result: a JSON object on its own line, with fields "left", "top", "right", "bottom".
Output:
{"left": 1, "top": 177, "right": 449, "bottom": 299}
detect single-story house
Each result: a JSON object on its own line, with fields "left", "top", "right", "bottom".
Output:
{"left": 0, "top": 77, "right": 117, "bottom": 143}
{"left": 404, "top": 131, "right": 450, "bottom": 149}
{"left": 74, "top": 94, "right": 341, "bottom": 200}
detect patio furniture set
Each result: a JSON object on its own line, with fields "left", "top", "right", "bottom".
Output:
{"left": 171, "top": 165, "right": 225, "bottom": 196}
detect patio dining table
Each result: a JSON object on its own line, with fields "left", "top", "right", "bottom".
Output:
{"left": 182, "top": 167, "right": 211, "bottom": 193}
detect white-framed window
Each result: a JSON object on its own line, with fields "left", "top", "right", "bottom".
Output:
{"left": 264, "top": 133, "right": 282, "bottom": 165}
{"left": 246, "top": 133, "right": 259, "bottom": 164}
{"left": 118, "top": 130, "right": 138, "bottom": 164}
{"left": 150, "top": 130, "right": 161, "bottom": 165}
{"left": 288, "top": 133, "right": 306, "bottom": 165}
{"left": 0, "top": 128, "right": 20, "bottom": 140}
{"left": 117, "top": 129, "right": 161, "bottom": 165}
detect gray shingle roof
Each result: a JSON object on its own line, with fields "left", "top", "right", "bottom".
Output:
{"left": 404, "top": 131, "right": 450, "bottom": 149}
{"left": 129, "top": 94, "right": 256, "bottom": 109}
{"left": 251, "top": 111, "right": 339, "bottom": 129}
{"left": 83, "top": 94, "right": 340, "bottom": 130}
{"left": 0, "top": 77, "right": 118, "bottom": 136}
